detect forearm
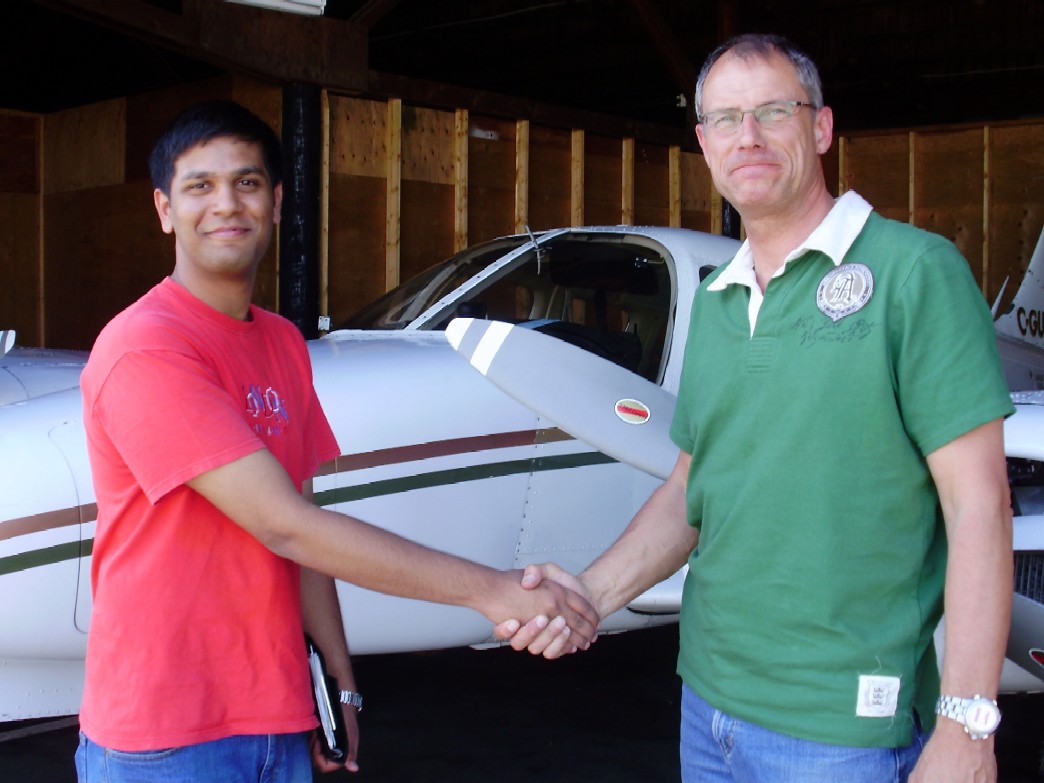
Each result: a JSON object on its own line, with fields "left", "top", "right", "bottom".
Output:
{"left": 938, "top": 504, "right": 1012, "bottom": 698}
{"left": 290, "top": 506, "right": 511, "bottom": 620}
{"left": 927, "top": 420, "right": 1013, "bottom": 699}
{"left": 300, "top": 567, "right": 355, "bottom": 688}
{"left": 582, "top": 451, "right": 698, "bottom": 618}
{"left": 191, "top": 449, "right": 548, "bottom": 625}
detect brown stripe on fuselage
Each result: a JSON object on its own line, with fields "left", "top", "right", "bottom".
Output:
{"left": 315, "top": 428, "right": 571, "bottom": 476}
{"left": 5, "top": 430, "right": 574, "bottom": 538}
{"left": 0, "top": 503, "right": 97, "bottom": 542}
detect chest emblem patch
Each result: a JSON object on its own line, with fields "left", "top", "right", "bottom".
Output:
{"left": 816, "top": 263, "right": 874, "bottom": 322}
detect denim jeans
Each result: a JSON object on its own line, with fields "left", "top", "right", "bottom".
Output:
{"left": 680, "top": 684, "right": 927, "bottom": 783}
{"left": 75, "top": 730, "right": 313, "bottom": 783}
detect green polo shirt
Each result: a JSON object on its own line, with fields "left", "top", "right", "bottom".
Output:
{"left": 670, "top": 206, "right": 1013, "bottom": 747}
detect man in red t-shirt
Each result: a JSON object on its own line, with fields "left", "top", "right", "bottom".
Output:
{"left": 76, "top": 100, "right": 598, "bottom": 782}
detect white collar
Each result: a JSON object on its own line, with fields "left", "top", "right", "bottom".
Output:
{"left": 707, "top": 190, "right": 874, "bottom": 292}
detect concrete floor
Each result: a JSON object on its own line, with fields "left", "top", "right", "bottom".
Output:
{"left": 2, "top": 624, "right": 1041, "bottom": 782}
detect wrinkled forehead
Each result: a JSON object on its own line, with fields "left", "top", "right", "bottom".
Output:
{"left": 702, "top": 50, "right": 807, "bottom": 105}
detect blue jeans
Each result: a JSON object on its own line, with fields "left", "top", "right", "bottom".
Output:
{"left": 680, "top": 685, "right": 927, "bottom": 783}
{"left": 75, "top": 731, "right": 313, "bottom": 783}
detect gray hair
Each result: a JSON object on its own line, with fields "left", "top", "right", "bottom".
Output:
{"left": 695, "top": 34, "right": 823, "bottom": 117}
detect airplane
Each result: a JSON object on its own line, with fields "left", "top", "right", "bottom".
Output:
{"left": 1, "top": 224, "right": 1042, "bottom": 723}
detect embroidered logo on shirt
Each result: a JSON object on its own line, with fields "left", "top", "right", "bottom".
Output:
{"left": 245, "top": 384, "right": 290, "bottom": 437}
{"left": 816, "top": 263, "right": 874, "bottom": 322}
{"left": 856, "top": 674, "right": 901, "bottom": 718}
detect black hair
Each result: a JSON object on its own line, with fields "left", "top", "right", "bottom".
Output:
{"left": 148, "top": 100, "right": 282, "bottom": 194}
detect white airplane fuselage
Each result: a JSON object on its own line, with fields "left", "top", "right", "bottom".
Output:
{"left": 1, "top": 225, "right": 1043, "bottom": 722}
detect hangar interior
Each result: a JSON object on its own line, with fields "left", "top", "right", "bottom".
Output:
{"left": 2, "top": 0, "right": 1043, "bottom": 350}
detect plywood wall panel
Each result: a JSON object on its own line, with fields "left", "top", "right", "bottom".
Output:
{"left": 0, "top": 114, "right": 39, "bottom": 194}
{"left": 634, "top": 142, "right": 669, "bottom": 227}
{"left": 43, "top": 100, "right": 126, "bottom": 195}
{"left": 0, "top": 193, "right": 40, "bottom": 345}
{"left": 841, "top": 133, "right": 909, "bottom": 222}
{"left": 679, "top": 149, "right": 714, "bottom": 232}
{"left": 0, "top": 112, "right": 41, "bottom": 345}
{"left": 401, "top": 106, "right": 455, "bottom": 185}
{"left": 528, "top": 125, "right": 571, "bottom": 231}
{"left": 326, "top": 172, "right": 386, "bottom": 326}
{"left": 43, "top": 182, "right": 164, "bottom": 350}
{"left": 913, "top": 129, "right": 984, "bottom": 276}
{"left": 400, "top": 180, "right": 454, "bottom": 282}
{"left": 468, "top": 116, "right": 516, "bottom": 243}
{"left": 988, "top": 124, "right": 1044, "bottom": 303}
{"left": 330, "top": 95, "right": 388, "bottom": 178}
{"left": 584, "top": 134, "right": 623, "bottom": 226}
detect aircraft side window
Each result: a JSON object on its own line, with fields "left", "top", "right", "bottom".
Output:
{"left": 441, "top": 239, "right": 674, "bottom": 383}
{"left": 1009, "top": 457, "right": 1044, "bottom": 516}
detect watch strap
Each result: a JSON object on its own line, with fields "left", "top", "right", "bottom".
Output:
{"left": 935, "top": 694, "right": 1000, "bottom": 740}
{"left": 339, "top": 689, "right": 363, "bottom": 711}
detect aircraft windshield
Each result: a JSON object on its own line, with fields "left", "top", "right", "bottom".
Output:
{"left": 339, "top": 237, "right": 530, "bottom": 330}
{"left": 339, "top": 232, "right": 675, "bottom": 382}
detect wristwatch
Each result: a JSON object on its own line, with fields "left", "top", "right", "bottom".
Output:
{"left": 339, "top": 689, "right": 364, "bottom": 711}
{"left": 934, "top": 694, "right": 1001, "bottom": 739}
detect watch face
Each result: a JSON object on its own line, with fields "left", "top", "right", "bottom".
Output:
{"left": 965, "top": 698, "right": 1001, "bottom": 735}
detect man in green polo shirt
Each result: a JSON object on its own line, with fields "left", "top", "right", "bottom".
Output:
{"left": 502, "top": 33, "right": 1013, "bottom": 783}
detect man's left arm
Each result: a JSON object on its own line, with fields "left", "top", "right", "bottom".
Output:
{"left": 912, "top": 418, "right": 1012, "bottom": 783}
{"left": 300, "top": 480, "right": 361, "bottom": 775}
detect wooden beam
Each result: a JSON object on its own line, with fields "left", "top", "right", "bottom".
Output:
{"left": 621, "top": 137, "right": 635, "bottom": 225}
{"left": 453, "top": 109, "right": 469, "bottom": 252}
{"left": 197, "top": 3, "right": 367, "bottom": 89}
{"left": 627, "top": 0, "right": 699, "bottom": 129}
{"left": 385, "top": 98, "right": 402, "bottom": 291}
{"left": 514, "top": 120, "right": 530, "bottom": 234}
{"left": 571, "top": 130, "right": 585, "bottom": 227}
{"left": 908, "top": 131, "right": 916, "bottom": 225}
{"left": 319, "top": 89, "right": 331, "bottom": 327}
{"left": 669, "top": 145, "right": 681, "bottom": 227}
{"left": 982, "top": 126, "right": 991, "bottom": 296}
{"left": 349, "top": 0, "right": 403, "bottom": 28}
{"left": 35, "top": 0, "right": 368, "bottom": 91}
{"left": 35, "top": 1, "right": 693, "bottom": 151}
{"left": 368, "top": 71, "right": 694, "bottom": 152}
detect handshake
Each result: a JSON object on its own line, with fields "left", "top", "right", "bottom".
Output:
{"left": 491, "top": 564, "right": 601, "bottom": 659}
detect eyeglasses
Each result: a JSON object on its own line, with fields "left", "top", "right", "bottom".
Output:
{"left": 698, "top": 100, "right": 816, "bottom": 133}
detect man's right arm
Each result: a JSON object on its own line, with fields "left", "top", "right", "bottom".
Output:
{"left": 187, "top": 447, "right": 599, "bottom": 648}
{"left": 500, "top": 450, "right": 698, "bottom": 657}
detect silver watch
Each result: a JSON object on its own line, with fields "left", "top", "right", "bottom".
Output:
{"left": 934, "top": 694, "right": 1001, "bottom": 740}
{"left": 338, "top": 689, "right": 363, "bottom": 711}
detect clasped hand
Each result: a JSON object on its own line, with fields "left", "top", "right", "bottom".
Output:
{"left": 494, "top": 564, "right": 597, "bottom": 659}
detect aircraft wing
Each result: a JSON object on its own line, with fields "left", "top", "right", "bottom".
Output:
{"left": 446, "top": 317, "right": 679, "bottom": 480}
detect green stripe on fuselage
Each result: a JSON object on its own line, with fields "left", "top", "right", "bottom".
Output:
{"left": 0, "top": 452, "right": 616, "bottom": 576}
{"left": 315, "top": 451, "right": 616, "bottom": 506}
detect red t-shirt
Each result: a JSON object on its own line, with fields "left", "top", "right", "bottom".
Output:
{"left": 79, "top": 278, "right": 340, "bottom": 750}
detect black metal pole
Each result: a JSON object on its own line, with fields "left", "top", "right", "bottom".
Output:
{"left": 279, "top": 83, "right": 322, "bottom": 338}
{"left": 722, "top": 197, "right": 741, "bottom": 240}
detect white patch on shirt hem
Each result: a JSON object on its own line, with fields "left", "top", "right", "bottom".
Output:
{"left": 856, "top": 674, "right": 901, "bottom": 718}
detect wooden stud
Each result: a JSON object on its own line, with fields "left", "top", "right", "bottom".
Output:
{"left": 908, "top": 131, "right": 916, "bottom": 226}
{"left": 571, "top": 129, "right": 584, "bottom": 226}
{"left": 454, "top": 108, "right": 469, "bottom": 251}
{"left": 982, "top": 125, "right": 991, "bottom": 297}
{"left": 668, "top": 145, "right": 681, "bottom": 227}
{"left": 837, "top": 135, "right": 847, "bottom": 195}
{"left": 514, "top": 119, "right": 530, "bottom": 233}
{"left": 385, "top": 98, "right": 402, "bottom": 291}
{"left": 621, "top": 137, "right": 634, "bottom": 225}
{"left": 319, "top": 89, "right": 331, "bottom": 327}
{"left": 37, "top": 116, "right": 45, "bottom": 345}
